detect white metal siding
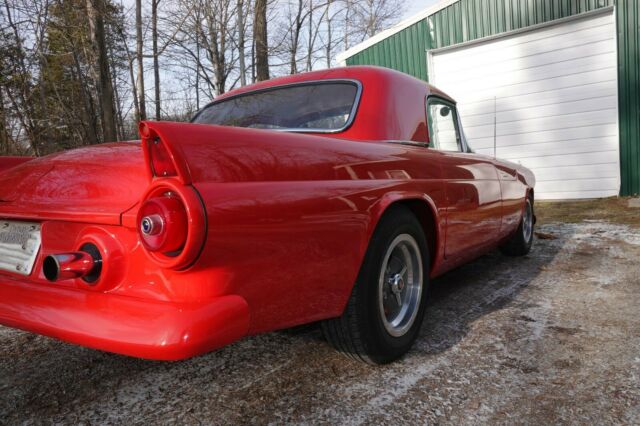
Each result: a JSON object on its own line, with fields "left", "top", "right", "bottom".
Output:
{"left": 429, "top": 10, "right": 619, "bottom": 200}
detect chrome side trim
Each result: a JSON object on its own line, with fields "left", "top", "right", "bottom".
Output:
{"left": 385, "top": 140, "right": 429, "bottom": 148}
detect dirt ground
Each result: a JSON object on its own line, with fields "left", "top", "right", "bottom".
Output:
{"left": 1, "top": 198, "right": 639, "bottom": 425}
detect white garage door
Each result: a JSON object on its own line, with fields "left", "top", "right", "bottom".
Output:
{"left": 428, "top": 9, "right": 619, "bottom": 200}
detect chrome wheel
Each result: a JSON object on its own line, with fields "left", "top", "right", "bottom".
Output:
{"left": 378, "top": 234, "right": 423, "bottom": 337}
{"left": 522, "top": 199, "right": 533, "bottom": 242}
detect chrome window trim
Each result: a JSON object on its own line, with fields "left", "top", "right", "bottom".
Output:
{"left": 426, "top": 95, "right": 472, "bottom": 153}
{"left": 456, "top": 112, "right": 474, "bottom": 153}
{"left": 191, "top": 79, "right": 363, "bottom": 134}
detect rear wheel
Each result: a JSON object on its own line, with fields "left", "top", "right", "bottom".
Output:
{"left": 500, "top": 196, "right": 534, "bottom": 256}
{"left": 322, "top": 205, "right": 429, "bottom": 364}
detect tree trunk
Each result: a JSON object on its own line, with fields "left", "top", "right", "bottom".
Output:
{"left": 4, "top": 2, "right": 40, "bottom": 155}
{"left": 37, "top": 52, "right": 50, "bottom": 149}
{"left": 251, "top": 33, "right": 256, "bottom": 83}
{"left": 152, "top": 0, "right": 161, "bottom": 120}
{"left": 0, "top": 88, "right": 9, "bottom": 155}
{"left": 237, "top": 0, "right": 247, "bottom": 86}
{"left": 87, "top": 0, "right": 117, "bottom": 142}
{"left": 204, "top": 3, "right": 225, "bottom": 96}
{"left": 36, "top": 2, "right": 51, "bottom": 150}
{"left": 217, "top": 4, "right": 228, "bottom": 94}
{"left": 306, "top": 0, "right": 313, "bottom": 71}
{"left": 70, "top": 49, "right": 99, "bottom": 146}
{"left": 136, "top": 0, "right": 147, "bottom": 120}
{"left": 254, "top": 0, "right": 269, "bottom": 81}
{"left": 195, "top": 13, "right": 201, "bottom": 109}
{"left": 289, "top": 0, "right": 303, "bottom": 75}
{"left": 326, "top": 0, "right": 332, "bottom": 68}
{"left": 115, "top": 24, "right": 140, "bottom": 122}
{"left": 108, "top": 42, "right": 125, "bottom": 140}
{"left": 344, "top": 0, "right": 350, "bottom": 50}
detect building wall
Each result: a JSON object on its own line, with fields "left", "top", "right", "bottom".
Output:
{"left": 347, "top": 20, "right": 430, "bottom": 81}
{"left": 617, "top": 0, "right": 640, "bottom": 196}
{"left": 345, "top": 0, "right": 639, "bottom": 196}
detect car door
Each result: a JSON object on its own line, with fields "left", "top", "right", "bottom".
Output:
{"left": 427, "top": 97, "right": 503, "bottom": 261}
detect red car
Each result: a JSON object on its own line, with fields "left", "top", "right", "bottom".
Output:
{"left": 0, "top": 66, "right": 535, "bottom": 364}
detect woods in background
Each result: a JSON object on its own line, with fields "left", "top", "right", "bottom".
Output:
{"left": 0, "top": 0, "right": 404, "bottom": 156}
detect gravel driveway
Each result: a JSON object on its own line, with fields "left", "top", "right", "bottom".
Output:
{"left": 1, "top": 202, "right": 639, "bottom": 425}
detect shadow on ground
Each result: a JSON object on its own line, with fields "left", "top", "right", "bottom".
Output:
{"left": 0, "top": 233, "right": 565, "bottom": 424}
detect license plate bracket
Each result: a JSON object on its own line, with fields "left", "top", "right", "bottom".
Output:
{"left": 0, "top": 220, "right": 42, "bottom": 276}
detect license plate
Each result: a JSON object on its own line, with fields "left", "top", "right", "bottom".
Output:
{"left": 0, "top": 220, "right": 42, "bottom": 276}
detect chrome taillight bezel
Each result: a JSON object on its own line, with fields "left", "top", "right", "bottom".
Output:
{"left": 137, "top": 179, "right": 207, "bottom": 270}
{"left": 137, "top": 193, "right": 188, "bottom": 254}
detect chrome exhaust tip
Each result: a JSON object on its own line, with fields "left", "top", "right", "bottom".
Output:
{"left": 43, "top": 243, "right": 102, "bottom": 283}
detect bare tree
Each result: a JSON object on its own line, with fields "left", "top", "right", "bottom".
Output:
{"left": 0, "top": 0, "right": 408, "bottom": 157}
{"left": 136, "top": 0, "right": 146, "bottom": 120}
{"left": 34, "top": 0, "right": 52, "bottom": 149}
{"left": 194, "top": 4, "right": 202, "bottom": 106}
{"left": 237, "top": 0, "right": 247, "bottom": 86}
{"left": 113, "top": 21, "right": 140, "bottom": 123}
{"left": 349, "top": 0, "right": 404, "bottom": 41}
{"left": 286, "top": 0, "right": 304, "bottom": 74}
{"left": 152, "top": 0, "right": 161, "bottom": 119}
{"left": 87, "top": 0, "right": 117, "bottom": 142}
{"left": 276, "top": 0, "right": 325, "bottom": 75}
{"left": 305, "top": 0, "right": 327, "bottom": 71}
{"left": 323, "top": 0, "right": 334, "bottom": 68}
{"left": 254, "top": 0, "right": 268, "bottom": 81}
{"left": 306, "top": 0, "right": 313, "bottom": 71}
{"left": 2, "top": 1, "right": 43, "bottom": 154}
{"left": 203, "top": 0, "right": 237, "bottom": 95}
{"left": 0, "top": 87, "right": 9, "bottom": 154}
{"left": 343, "top": 0, "right": 351, "bottom": 50}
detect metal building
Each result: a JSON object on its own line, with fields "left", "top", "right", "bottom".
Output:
{"left": 337, "top": 0, "right": 639, "bottom": 199}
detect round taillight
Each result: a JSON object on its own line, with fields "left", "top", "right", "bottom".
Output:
{"left": 137, "top": 194, "right": 188, "bottom": 253}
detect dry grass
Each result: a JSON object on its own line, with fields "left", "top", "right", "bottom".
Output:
{"left": 535, "top": 197, "right": 640, "bottom": 228}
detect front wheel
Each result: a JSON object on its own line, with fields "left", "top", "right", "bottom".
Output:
{"left": 500, "top": 196, "right": 534, "bottom": 256}
{"left": 322, "top": 205, "right": 429, "bottom": 364}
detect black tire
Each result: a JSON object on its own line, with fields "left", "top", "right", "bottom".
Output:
{"left": 321, "top": 205, "right": 429, "bottom": 364}
{"left": 499, "top": 195, "right": 534, "bottom": 256}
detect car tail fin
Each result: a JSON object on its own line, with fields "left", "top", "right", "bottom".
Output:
{"left": 139, "top": 121, "right": 192, "bottom": 184}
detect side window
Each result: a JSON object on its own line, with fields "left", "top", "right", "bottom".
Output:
{"left": 427, "top": 100, "right": 461, "bottom": 152}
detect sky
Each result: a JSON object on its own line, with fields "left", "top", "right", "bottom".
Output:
{"left": 402, "top": 0, "right": 442, "bottom": 20}
{"left": 117, "top": 0, "right": 443, "bottom": 25}
{"left": 111, "top": 0, "right": 446, "bottom": 112}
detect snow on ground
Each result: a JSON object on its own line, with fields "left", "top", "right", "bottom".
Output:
{"left": 1, "top": 221, "right": 639, "bottom": 424}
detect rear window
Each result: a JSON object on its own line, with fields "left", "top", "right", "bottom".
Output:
{"left": 192, "top": 82, "right": 360, "bottom": 132}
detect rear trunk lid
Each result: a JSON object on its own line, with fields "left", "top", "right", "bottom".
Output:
{"left": 0, "top": 142, "right": 147, "bottom": 225}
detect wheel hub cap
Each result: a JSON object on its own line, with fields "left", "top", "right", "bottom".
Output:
{"left": 378, "top": 234, "right": 423, "bottom": 337}
{"left": 389, "top": 273, "right": 405, "bottom": 292}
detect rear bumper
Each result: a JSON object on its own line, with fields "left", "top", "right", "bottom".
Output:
{"left": 0, "top": 276, "right": 249, "bottom": 361}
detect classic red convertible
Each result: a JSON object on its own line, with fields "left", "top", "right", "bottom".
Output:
{"left": 0, "top": 66, "right": 535, "bottom": 363}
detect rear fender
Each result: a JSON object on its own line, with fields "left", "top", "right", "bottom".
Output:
{"left": 0, "top": 156, "right": 34, "bottom": 174}
{"left": 364, "top": 192, "right": 443, "bottom": 276}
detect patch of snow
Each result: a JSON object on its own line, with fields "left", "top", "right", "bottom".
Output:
{"left": 542, "top": 222, "right": 640, "bottom": 246}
